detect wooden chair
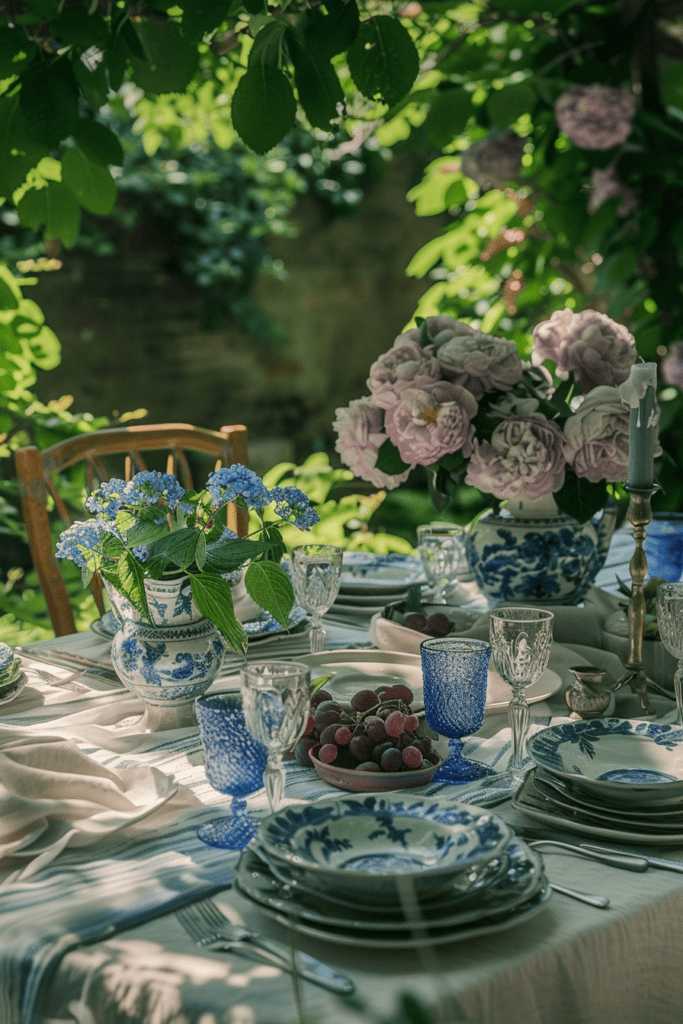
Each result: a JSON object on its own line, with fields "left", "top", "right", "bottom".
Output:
{"left": 14, "top": 422, "right": 249, "bottom": 636}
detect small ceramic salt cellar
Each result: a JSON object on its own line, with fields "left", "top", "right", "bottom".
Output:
{"left": 566, "top": 665, "right": 616, "bottom": 719}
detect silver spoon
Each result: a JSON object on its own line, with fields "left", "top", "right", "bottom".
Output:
{"left": 548, "top": 883, "right": 610, "bottom": 908}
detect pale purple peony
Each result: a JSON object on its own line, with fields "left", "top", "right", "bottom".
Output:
{"left": 465, "top": 415, "right": 566, "bottom": 501}
{"left": 532, "top": 308, "right": 637, "bottom": 392}
{"left": 661, "top": 342, "right": 683, "bottom": 390}
{"left": 333, "top": 397, "right": 412, "bottom": 490}
{"left": 434, "top": 331, "right": 523, "bottom": 396}
{"left": 367, "top": 337, "right": 442, "bottom": 411}
{"left": 460, "top": 130, "right": 525, "bottom": 190}
{"left": 554, "top": 85, "right": 636, "bottom": 151}
{"left": 563, "top": 386, "right": 631, "bottom": 482}
{"left": 588, "top": 163, "right": 637, "bottom": 216}
{"left": 384, "top": 380, "right": 477, "bottom": 466}
{"left": 398, "top": 315, "right": 477, "bottom": 348}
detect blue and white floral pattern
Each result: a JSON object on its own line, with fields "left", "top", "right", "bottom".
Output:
{"left": 339, "top": 553, "right": 425, "bottom": 590}
{"left": 465, "top": 503, "right": 618, "bottom": 605}
{"left": 258, "top": 793, "right": 511, "bottom": 901}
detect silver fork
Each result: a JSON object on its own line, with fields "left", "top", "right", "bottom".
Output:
{"left": 176, "top": 899, "right": 354, "bottom": 995}
{"left": 33, "top": 668, "right": 90, "bottom": 692}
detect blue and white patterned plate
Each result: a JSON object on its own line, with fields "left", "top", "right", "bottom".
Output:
{"left": 257, "top": 793, "right": 512, "bottom": 902}
{"left": 243, "top": 605, "right": 308, "bottom": 641}
{"left": 339, "top": 553, "right": 426, "bottom": 593}
{"left": 527, "top": 719, "right": 683, "bottom": 806}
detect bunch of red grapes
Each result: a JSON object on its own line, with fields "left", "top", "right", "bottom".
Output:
{"left": 295, "top": 682, "right": 440, "bottom": 774}
{"left": 402, "top": 611, "right": 453, "bottom": 636}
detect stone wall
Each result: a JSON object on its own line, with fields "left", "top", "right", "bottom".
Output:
{"left": 30, "top": 156, "right": 440, "bottom": 472}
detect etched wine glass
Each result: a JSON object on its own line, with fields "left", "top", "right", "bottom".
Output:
{"left": 420, "top": 637, "right": 495, "bottom": 782}
{"left": 656, "top": 582, "right": 683, "bottom": 724}
{"left": 291, "top": 544, "right": 343, "bottom": 653}
{"left": 240, "top": 660, "right": 311, "bottom": 813}
{"left": 489, "top": 608, "right": 554, "bottom": 772}
{"left": 196, "top": 691, "right": 268, "bottom": 850}
{"left": 417, "top": 523, "right": 467, "bottom": 604}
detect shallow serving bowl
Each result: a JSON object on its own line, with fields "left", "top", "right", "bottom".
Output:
{"left": 256, "top": 792, "right": 511, "bottom": 902}
{"left": 527, "top": 719, "right": 683, "bottom": 806}
{"left": 308, "top": 747, "right": 443, "bottom": 792}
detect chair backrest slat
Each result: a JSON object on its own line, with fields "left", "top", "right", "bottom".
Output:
{"left": 15, "top": 422, "right": 249, "bottom": 636}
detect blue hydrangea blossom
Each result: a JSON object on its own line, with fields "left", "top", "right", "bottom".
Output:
{"left": 55, "top": 519, "right": 108, "bottom": 569}
{"left": 206, "top": 465, "right": 271, "bottom": 510}
{"left": 269, "top": 486, "right": 320, "bottom": 530}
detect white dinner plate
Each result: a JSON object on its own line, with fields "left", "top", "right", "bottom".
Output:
{"left": 298, "top": 650, "right": 562, "bottom": 713}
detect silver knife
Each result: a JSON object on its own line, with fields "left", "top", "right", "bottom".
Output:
{"left": 581, "top": 844, "right": 683, "bottom": 875}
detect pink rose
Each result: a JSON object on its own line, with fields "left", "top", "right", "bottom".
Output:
{"left": 532, "top": 308, "right": 637, "bottom": 392}
{"left": 563, "top": 386, "right": 631, "bottom": 482}
{"left": 333, "top": 397, "right": 412, "bottom": 490}
{"left": 367, "top": 337, "right": 442, "bottom": 410}
{"left": 554, "top": 85, "right": 636, "bottom": 150}
{"left": 588, "top": 163, "right": 637, "bottom": 217}
{"left": 434, "top": 331, "right": 523, "bottom": 396}
{"left": 384, "top": 380, "right": 477, "bottom": 465}
{"left": 465, "top": 415, "right": 566, "bottom": 501}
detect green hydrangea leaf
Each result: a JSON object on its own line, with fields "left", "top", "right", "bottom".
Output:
{"left": 244, "top": 561, "right": 294, "bottom": 629}
{"left": 190, "top": 573, "right": 248, "bottom": 654}
{"left": 347, "top": 16, "right": 419, "bottom": 108}
{"left": 145, "top": 528, "right": 205, "bottom": 571}
{"left": 232, "top": 64, "right": 296, "bottom": 153}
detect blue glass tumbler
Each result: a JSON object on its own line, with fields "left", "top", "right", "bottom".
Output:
{"left": 196, "top": 691, "right": 268, "bottom": 850}
{"left": 420, "top": 637, "right": 494, "bottom": 783}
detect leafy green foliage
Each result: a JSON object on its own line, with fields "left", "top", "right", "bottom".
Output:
{"left": 190, "top": 573, "right": 248, "bottom": 654}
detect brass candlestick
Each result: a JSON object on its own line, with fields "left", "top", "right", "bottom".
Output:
{"left": 616, "top": 482, "right": 659, "bottom": 714}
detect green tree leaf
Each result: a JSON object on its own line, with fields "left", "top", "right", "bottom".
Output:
{"left": 61, "top": 146, "right": 117, "bottom": 215}
{"left": 0, "top": 96, "right": 49, "bottom": 199}
{"left": 182, "top": 0, "right": 238, "bottom": 41}
{"left": 249, "top": 21, "right": 287, "bottom": 70}
{"left": 304, "top": 0, "right": 360, "bottom": 59}
{"left": 130, "top": 19, "right": 200, "bottom": 94}
{"left": 27, "top": 325, "right": 60, "bottom": 369}
{"left": 244, "top": 561, "right": 293, "bottom": 629}
{"left": 287, "top": 30, "right": 344, "bottom": 130}
{"left": 0, "top": 26, "right": 34, "bottom": 80}
{"left": 231, "top": 64, "right": 296, "bottom": 154}
{"left": 17, "top": 181, "right": 81, "bottom": 249}
{"left": 347, "top": 16, "right": 419, "bottom": 108}
{"left": 0, "top": 264, "right": 21, "bottom": 311}
{"left": 72, "top": 119, "right": 124, "bottom": 168}
{"left": 487, "top": 83, "right": 536, "bottom": 128}
{"left": 190, "top": 573, "right": 248, "bottom": 653}
{"left": 424, "top": 88, "right": 473, "bottom": 148}
{"left": 375, "top": 437, "right": 411, "bottom": 475}
{"left": 19, "top": 61, "right": 80, "bottom": 150}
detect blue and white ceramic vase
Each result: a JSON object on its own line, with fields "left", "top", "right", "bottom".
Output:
{"left": 464, "top": 493, "right": 618, "bottom": 606}
{"left": 108, "top": 575, "right": 226, "bottom": 732}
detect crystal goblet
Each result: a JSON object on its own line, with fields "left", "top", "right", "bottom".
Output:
{"left": 417, "top": 523, "right": 467, "bottom": 603}
{"left": 195, "top": 691, "right": 268, "bottom": 850}
{"left": 656, "top": 582, "right": 683, "bottom": 724}
{"left": 241, "top": 660, "right": 311, "bottom": 813}
{"left": 291, "top": 544, "right": 343, "bottom": 653}
{"left": 420, "top": 637, "right": 495, "bottom": 782}
{"left": 489, "top": 608, "right": 554, "bottom": 771}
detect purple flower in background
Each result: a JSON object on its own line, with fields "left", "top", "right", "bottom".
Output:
{"left": 532, "top": 308, "right": 637, "bottom": 392}
{"left": 206, "top": 465, "right": 271, "bottom": 509}
{"left": 434, "top": 330, "right": 523, "bottom": 396}
{"left": 333, "top": 397, "right": 411, "bottom": 490}
{"left": 563, "top": 386, "right": 631, "bottom": 482}
{"left": 384, "top": 380, "right": 477, "bottom": 465}
{"left": 367, "top": 337, "right": 441, "bottom": 410}
{"left": 588, "top": 163, "right": 637, "bottom": 216}
{"left": 661, "top": 342, "right": 683, "bottom": 390}
{"left": 460, "top": 130, "right": 526, "bottom": 190}
{"left": 554, "top": 85, "right": 636, "bottom": 150}
{"left": 465, "top": 415, "right": 566, "bottom": 501}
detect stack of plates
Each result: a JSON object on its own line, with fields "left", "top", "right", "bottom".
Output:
{"left": 0, "top": 642, "right": 25, "bottom": 704}
{"left": 328, "top": 553, "right": 426, "bottom": 622}
{"left": 236, "top": 792, "right": 551, "bottom": 948}
{"left": 514, "top": 718, "right": 683, "bottom": 845}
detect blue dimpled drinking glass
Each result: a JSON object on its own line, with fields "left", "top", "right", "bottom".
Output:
{"left": 420, "top": 637, "right": 494, "bottom": 783}
{"left": 196, "top": 691, "right": 268, "bottom": 850}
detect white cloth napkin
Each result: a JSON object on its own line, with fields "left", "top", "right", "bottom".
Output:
{"left": 0, "top": 725, "right": 179, "bottom": 887}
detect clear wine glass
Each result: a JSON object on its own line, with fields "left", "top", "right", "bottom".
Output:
{"left": 656, "top": 582, "right": 683, "bottom": 724}
{"left": 489, "top": 608, "right": 554, "bottom": 772}
{"left": 195, "top": 691, "right": 268, "bottom": 850}
{"left": 417, "top": 523, "right": 467, "bottom": 603}
{"left": 240, "top": 660, "right": 311, "bottom": 813}
{"left": 291, "top": 544, "right": 343, "bottom": 653}
{"left": 420, "top": 637, "right": 495, "bottom": 782}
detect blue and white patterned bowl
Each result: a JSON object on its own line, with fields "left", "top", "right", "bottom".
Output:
{"left": 257, "top": 793, "right": 511, "bottom": 902}
{"left": 527, "top": 719, "right": 683, "bottom": 805}
{"left": 338, "top": 553, "right": 426, "bottom": 592}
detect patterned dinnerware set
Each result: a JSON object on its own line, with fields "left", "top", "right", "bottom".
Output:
{"left": 326, "top": 553, "right": 426, "bottom": 620}
{"left": 235, "top": 791, "right": 552, "bottom": 949}
{"left": 514, "top": 718, "right": 683, "bottom": 845}
{"left": 0, "top": 642, "right": 25, "bottom": 704}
